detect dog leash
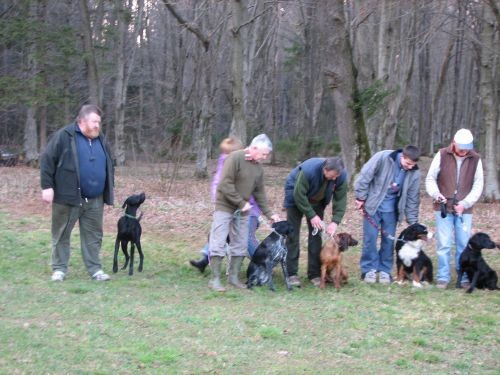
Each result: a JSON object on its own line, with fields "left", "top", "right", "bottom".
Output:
{"left": 360, "top": 208, "right": 405, "bottom": 243}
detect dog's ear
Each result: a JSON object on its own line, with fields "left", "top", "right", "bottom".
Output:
{"left": 337, "top": 233, "right": 350, "bottom": 251}
{"left": 122, "top": 198, "right": 129, "bottom": 209}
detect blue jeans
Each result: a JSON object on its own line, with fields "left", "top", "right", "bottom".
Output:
{"left": 360, "top": 210, "right": 397, "bottom": 275}
{"left": 435, "top": 211, "right": 472, "bottom": 283}
{"left": 200, "top": 215, "right": 260, "bottom": 257}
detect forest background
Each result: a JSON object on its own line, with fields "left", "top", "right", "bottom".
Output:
{"left": 0, "top": 0, "right": 498, "bottom": 199}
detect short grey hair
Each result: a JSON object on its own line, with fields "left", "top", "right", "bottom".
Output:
{"left": 249, "top": 133, "right": 273, "bottom": 151}
{"left": 324, "top": 156, "right": 344, "bottom": 173}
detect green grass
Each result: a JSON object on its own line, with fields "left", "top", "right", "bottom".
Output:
{"left": 0, "top": 210, "right": 499, "bottom": 374}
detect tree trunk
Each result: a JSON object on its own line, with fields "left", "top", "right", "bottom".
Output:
{"left": 79, "top": 0, "right": 102, "bottom": 107}
{"left": 113, "top": 0, "right": 144, "bottom": 166}
{"left": 480, "top": 2, "right": 499, "bottom": 201}
{"left": 229, "top": 0, "right": 246, "bottom": 144}
{"left": 324, "top": 0, "right": 369, "bottom": 177}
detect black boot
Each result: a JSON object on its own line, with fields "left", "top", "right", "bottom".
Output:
{"left": 190, "top": 254, "right": 209, "bottom": 273}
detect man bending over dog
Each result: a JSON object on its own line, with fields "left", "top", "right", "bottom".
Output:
{"left": 283, "top": 157, "right": 348, "bottom": 288}
{"left": 40, "top": 105, "right": 114, "bottom": 282}
{"left": 207, "top": 134, "right": 280, "bottom": 292}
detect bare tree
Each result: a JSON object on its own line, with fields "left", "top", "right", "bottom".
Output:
{"left": 479, "top": 1, "right": 499, "bottom": 200}
{"left": 323, "top": 0, "right": 369, "bottom": 177}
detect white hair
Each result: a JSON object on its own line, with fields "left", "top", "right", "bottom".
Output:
{"left": 249, "top": 133, "right": 273, "bottom": 151}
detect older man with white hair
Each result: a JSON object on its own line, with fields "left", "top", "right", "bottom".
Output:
{"left": 207, "top": 134, "right": 281, "bottom": 292}
{"left": 426, "top": 128, "right": 484, "bottom": 289}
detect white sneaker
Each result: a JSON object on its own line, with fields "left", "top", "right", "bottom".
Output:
{"left": 92, "top": 270, "right": 110, "bottom": 281}
{"left": 363, "top": 270, "right": 377, "bottom": 284}
{"left": 379, "top": 271, "right": 392, "bottom": 284}
{"left": 51, "top": 270, "right": 65, "bottom": 281}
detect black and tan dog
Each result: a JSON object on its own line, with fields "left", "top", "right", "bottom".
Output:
{"left": 246, "top": 220, "right": 294, "bottom": 291}
{"left": 456, "top": 232, "right": 499, "bottom": 293}
{"left": 394, "top": 223, "right": 433, "bottom": 288}
{"left": 113, "top": 192, "right": 146, "bottom": 275}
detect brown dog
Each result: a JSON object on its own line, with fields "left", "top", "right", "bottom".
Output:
{"left": 320, "top": 232, "right": 358, "bottom": 290}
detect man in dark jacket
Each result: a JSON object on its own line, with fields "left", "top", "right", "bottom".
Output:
{"left": 40, "top": 104, "right": 114, "bottom": 281}
{"left": 283, "top": 157, "right": 347, "bottom": 287}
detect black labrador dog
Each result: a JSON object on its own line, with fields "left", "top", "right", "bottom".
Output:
{"left": 246, "top": 220, "right": 294, "bottom": 291}
{"left": 456, "top": 232, "right": 499, "bottom": 293}
{"left": 113, "top": 192, "right": 146, "bottom": 275}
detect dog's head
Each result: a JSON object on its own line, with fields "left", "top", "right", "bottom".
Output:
{"left": 122, "top": 192, "right": 146, "bottom": 209}
{"left": 399, "top": 223, "right": 431, "bottom": 242}
{"left": 335, "top": 232, "right": 358, "bottom": 252}
{"left": 272, "top": 220, "right": 294, "bottom": 237}
{"left": 468, "top": 232, "right": 497, "bottom": 251}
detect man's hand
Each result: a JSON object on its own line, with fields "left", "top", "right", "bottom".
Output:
{"left": 454, "top": 203, "right": 465, "bottom": 215}
{"left": 326, "top": 222, "right": 338, "bottom": 236}
{"left": 270, "top": 214, "right": 281, "bottom": 223}
{"left": 42, "top": 188, "right": 54, "bottom": 204}
{"left": 241, "top": 202, "right": 252, "bottom": 212}
{"left": 355, "top": 199, "right": 365, "bottom": 210}
{"left": 435, "top": 193, "right": 446, "bottom": 203}
{"left": 310, "top": 215, "right": 324, "bottom": 230}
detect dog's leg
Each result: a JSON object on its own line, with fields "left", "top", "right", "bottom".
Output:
{"left": 136, "top": 240, "right": 144, "bottom": 272}
{"left": 455, "top": 270, "right": 464, "bottom": 289}
{"left": 113, "top": 237, "right": 120, "bottom": 273}
{"left": 395, "top": 266, "right": 405, "bottom": 285}
{"left": 466, "top": 271, "right": 479, "bottom": 293}
{"left": 334, "top": 264, "right": 342, "bottom": 290}
{"left": 266, "top": 261, "right": 276, "bottom": 292}
{"left": 281, "top": 259, "right": 292, "bottom": 291}
{"left": 129, "top": 243, "right": 135, "bottom": 276}
{"left": 121, "top": 240, "right": 130, "bottom": 270}
{"left": 412, "top": 265, "right": 422, "bottom": 288}
{"left": 320, "top": 264, "right": 327, "bottom": 289}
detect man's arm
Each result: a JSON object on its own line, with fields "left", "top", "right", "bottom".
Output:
{"left": 331, "top": 179, "right": 347, "bottom": 224}
{"left": 292, "top": 171, "right": 315, "bottom": 219}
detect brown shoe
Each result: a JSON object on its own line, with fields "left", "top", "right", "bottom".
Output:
{"left": 436, "top": 280, "right": 448, "bottom": 289}
{"left": 289, "top": 275, "right": 301, "bottom": 287}
{"left": 310, "top": 277, "right": 321, "bottom": 287}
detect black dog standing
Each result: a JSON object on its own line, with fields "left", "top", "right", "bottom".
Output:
{"left": 113, "top": 192, "right": 146, "bottom": 275}
{"left": 246, "top": 220, "right": 294, "bottom": 291}
{"left": 456, "top": 232, "right": 499, "bottom": 293}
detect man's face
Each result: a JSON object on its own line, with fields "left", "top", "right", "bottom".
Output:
{"left": 323, "top": 169, "right": 340, "bottom": 181}
{"left": 401, "top": 156, "right": 417, "bottom": 170}
{"left": 78, "top": 112, "right": 101, "bottom": 139}
{"left": 249, "top": 146, "right": 271, "bottom": 162}
{"left": 452, "top": 142, "right": 469, "bottom": 157}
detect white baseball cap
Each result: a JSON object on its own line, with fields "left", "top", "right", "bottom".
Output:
{"left": 453, "top": 129, "right": 473, "bottom": 150}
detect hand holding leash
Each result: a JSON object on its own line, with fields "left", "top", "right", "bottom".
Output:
{"left": 326, "top": 222, "right": 338, "bottom": 236}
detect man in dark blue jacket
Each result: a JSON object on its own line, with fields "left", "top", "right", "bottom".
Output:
{"left": 283, "top": 157, "right": 347, "bottom": 287}
{"left": 40, "top": 105, "right": 114, "bottom": 281}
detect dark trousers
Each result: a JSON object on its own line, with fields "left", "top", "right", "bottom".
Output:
{"left": 286, "top": 204, "right": 325, "bottom": 280}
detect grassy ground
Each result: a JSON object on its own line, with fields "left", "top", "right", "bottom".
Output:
{"left": 0, "top": 163, "right": 499, "bottom": 374}
{"left": 1, "top": 212, "right": 499, "bottom": 374}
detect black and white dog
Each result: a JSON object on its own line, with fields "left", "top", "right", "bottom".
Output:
{"left": 395, "top": 223, "right": 433, "bottom": 288}
{"left": 246, "top": 220, "right": 294, "bottom": 291}
{"left": 456, "top": 232, "right": 499, "bottom": 293}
